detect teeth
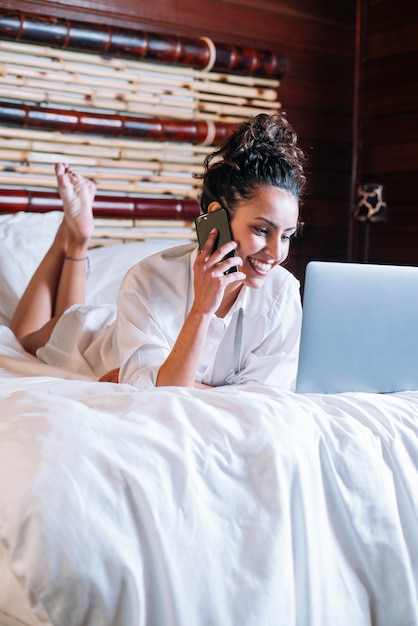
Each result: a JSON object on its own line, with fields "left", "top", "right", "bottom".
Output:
{"left": 249, "top": 258, "right": 272, "bottom": 272}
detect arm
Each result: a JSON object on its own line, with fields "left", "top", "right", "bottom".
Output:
{"left": 156, "top": 230, "right": 245, "bottom": 387}
{"left": 117, "top": 237, "right": 244, "bottom": 390}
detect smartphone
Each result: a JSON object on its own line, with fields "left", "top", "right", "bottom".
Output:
{"left": 195, "top": 208, "right": 237, "bottom": 273}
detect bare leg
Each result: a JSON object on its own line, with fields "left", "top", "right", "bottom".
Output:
{"left": 10, "top": 163, "right": 96, "bottom": 354}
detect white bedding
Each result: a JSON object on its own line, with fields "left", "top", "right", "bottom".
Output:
{"left": 1, "top": 367, "right": 418, "bottom": 625}
{"left": 0, "top": 213, "right": 417, "bottom": 626}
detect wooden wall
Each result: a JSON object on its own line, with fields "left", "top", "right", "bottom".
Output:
{"left": 1, "top": 0, "right": 357, "bottom": 283}
{"left": 354, "top": 0, "right": 418, "bottom": 266}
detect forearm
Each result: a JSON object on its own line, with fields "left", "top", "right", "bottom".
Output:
{"left": 156, "top": 308, "right": 211, "bottom": 387}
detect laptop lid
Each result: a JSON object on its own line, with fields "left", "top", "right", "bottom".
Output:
{"left": 295, "top": 261, "right": 418, "bottom": 394}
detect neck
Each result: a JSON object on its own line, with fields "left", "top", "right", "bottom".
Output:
{"left": 216, "top": 283, "right": 243, "bottom": 318}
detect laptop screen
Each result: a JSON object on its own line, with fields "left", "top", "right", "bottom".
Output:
{"left": 295, "top": 261, "right": 418, "bottom": 394}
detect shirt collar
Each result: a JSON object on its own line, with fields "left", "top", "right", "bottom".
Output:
{"left": 223, "top": 284, "right": 248, "bottom": 320}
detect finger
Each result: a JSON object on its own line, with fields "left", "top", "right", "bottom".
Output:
{"left": 201, "top": 228, "right": 219, "bottom": 255}
{"left": 217, "top": 252, "right": 241, "bottom": 271}
{"left": 209, "top": 240, "right": 238, "bottom": 267}
{"left": 196, "top": 229, "right": 219, "bottom": 265}
{"left": 224, "top": 270, "right": 246, "bottom": 282}
{"left": 55, "top": 162, "right": 65, "bottom": 176}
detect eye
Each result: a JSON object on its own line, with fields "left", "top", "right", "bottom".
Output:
{"left": 282, "top": 231, "right": 296, "bottom": 243}
{"left": 254, "top": 226, "right": 269, "bottom": 236}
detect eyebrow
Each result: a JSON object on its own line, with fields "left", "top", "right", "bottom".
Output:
{"left": 254, "top": 217, "right": 297, "bottom": 232}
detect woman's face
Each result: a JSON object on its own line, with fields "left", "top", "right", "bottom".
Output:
{"left": 228, "top": 186, "right": 299, "bottom": 289}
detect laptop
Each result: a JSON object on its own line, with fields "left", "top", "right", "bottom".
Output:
{"left": 295, "top": 261, "right": 418, "bottom": 394}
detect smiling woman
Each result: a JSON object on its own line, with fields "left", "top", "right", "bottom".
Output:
{"left": 10, "top": 112, "right": 308, "bottom": 391}
{"left": 117, "top": 111, "right": 308, "bottom": 389}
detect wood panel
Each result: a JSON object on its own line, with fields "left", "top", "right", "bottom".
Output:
{"left": 356, "top": 0, "right": 418, "bottom": 266}
{"left": 363, "top": 111, "right": 418, "bottom": 145}
{"left": 364, "top": 82, "right": 418, "bottom": 117}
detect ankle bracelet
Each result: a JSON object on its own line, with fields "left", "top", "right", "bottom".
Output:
{"left": 64, "top": 255, "right": 90, "bottom": 277}
{"left": 64, "top": 255, "right": 88, "bottom": 261}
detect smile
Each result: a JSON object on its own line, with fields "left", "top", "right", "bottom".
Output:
{"left": 248, "top": 257, "right": 274, "bottom": 273}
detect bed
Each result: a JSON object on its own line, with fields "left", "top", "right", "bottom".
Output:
{"left": 0, "top": 210, "right": 418, "bottom": 626}
{"left": 1, "top": 10, "right": 418, "bottom": 625}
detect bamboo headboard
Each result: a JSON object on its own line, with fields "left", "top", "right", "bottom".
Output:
{"left": 0, "top": 9, "right": 286, "bottom": 241}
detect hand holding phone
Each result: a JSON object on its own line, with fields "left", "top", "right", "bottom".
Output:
{"left": 194, "top": 208, "right": 237, "bottom": 274}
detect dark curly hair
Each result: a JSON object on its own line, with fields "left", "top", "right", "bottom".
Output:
{"left": 198, "top": 112, "right": 307, "bottom": 216}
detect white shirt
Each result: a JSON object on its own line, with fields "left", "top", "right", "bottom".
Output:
{"left": 117, "top": 243, "right": 302, "bottom": 391}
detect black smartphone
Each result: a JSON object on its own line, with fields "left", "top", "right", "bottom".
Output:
{"left": 194, "top": 208, "right": 237, "bottom": 273}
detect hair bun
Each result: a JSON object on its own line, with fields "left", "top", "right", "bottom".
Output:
{"left": 198, "top": 111, "right": 307, "bottom": 213}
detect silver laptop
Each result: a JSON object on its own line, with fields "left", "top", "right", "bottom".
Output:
{"left": 295, "top": 261, "right": 418, "bottom": 394}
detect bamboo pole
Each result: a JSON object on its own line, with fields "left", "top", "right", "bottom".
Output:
{"left": 0, "top": 145, "right": 206, "bottom": 166}
{"left": 0, "top": 39, "right": 281, "bottom": 124}
{"left": 0, "top": 189, "right": 200, "bottom": 220}
{"left": 0, "top": 74, "right": 276, "bottom": 110}
{"left": 0, "top": 143, "right": 205, "bottom": 173}
{"left": 0, "top": 173, "right": 200, "bottom": 197}
{"left": 93, "top": 218, "right": 195, "bottom": 228}
{"left": 1, "top": 84, "right": 260, "bottom": 121}
{"left": 91, "top": 228, "right": 197, "bottom": 242}
{"left": 0, "top": 144, "right": 206, "bottom": 173}
{"left": 0, "top": 59, "right": 279, "bottom": 102}
{"left": 0, "top": 13, "right": 287, "bottom": 79}
{"left": 0, "top": 128, "right": 215, "bottom": 155}
{"left": 0, "top": 77, "right": 276, "bottom": 113}
{"left": 0, "top": 161, "right": 200, "bottom": 187}
{"left": 0, "top": 40, "right": 281, "bottom": 87}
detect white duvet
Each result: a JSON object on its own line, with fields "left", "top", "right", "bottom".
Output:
{"left": 1, "top": 360, "right": 417, "bottom": 625}
{"left": 0, "top": 213, "right": 417, "bottom": 625}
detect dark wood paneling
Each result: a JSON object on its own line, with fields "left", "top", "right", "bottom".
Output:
{"left": 363, "top": 111, "right": 418, "bottom": 145}
{"left": 221, "top": 0, "right": 356, "bottom": 24}
{"left": 368, "top": 23, "right": 418, "bottom": 60}
{"left": 364, "top": 81, "right": 418, "bottom": 116}
{"left": 365, "top": 54, "right": 418, "bottom": 88}
{"left": 285, "top": 108, "right": 352, "bottom": 146}
{"left": 358, "top": 0, "right": 418, "bottom": 266}
{"left": 368, "top": 226, "right": 418, "bottom": 266}
{"left": 363, "top": 142, "right": 418, "bottom": 174}
{"left": 367, "top": 0, "right": 418, "bottom": 32}
{"left": 382, "top": 172, "right": 418, "bottom": 205}
{"left": 280, "top": 80, "right": 353, "bottom": 116}
{"left": 283, "top": 48, "right": 354, "bottom": 88}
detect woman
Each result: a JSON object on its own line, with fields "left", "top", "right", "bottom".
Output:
{"left": 117, "top": 112, "right": 307, "bottom": 389}
{"left": 11, "top": 111, "right": 307, "bottom": 389}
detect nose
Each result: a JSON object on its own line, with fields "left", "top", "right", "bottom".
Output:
{"left": 265, "top": 234, "right": 288, "bottom": 263}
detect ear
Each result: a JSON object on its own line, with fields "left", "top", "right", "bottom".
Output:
{"left": 207, "top": 201, "right": 223, "bottom": 213}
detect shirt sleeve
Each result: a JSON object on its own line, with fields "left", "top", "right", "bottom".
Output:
{"left": 116, "top": 245, "right": 194, "bottom": 390}
{"left": 116, "top": 289, "right": 166, "bottom": 389}
{"left": 116, "top": 258, "right": 176, "bottom": 390}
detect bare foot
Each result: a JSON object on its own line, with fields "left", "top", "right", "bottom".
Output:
{"left": 55, "top": 162, "right": 96, "bottom": 244}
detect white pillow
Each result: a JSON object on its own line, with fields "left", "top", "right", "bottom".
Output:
{"left": 86, "top": 239, "right": 190, "bottom": 306}
{"left": 0, "top": 212, "right": 192, "bottom": 326}
{"left": 0, "top": 212, "right": 63, "bottom": 326}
